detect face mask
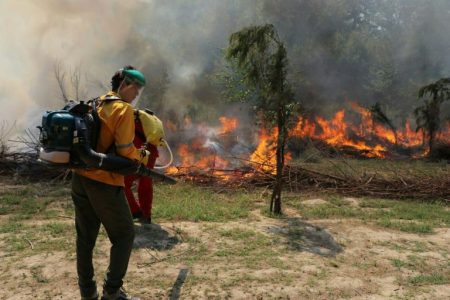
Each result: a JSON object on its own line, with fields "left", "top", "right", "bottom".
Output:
{"left": 131, "top": 87, "right": 145, "bottom": 107}
{"left": 118, "top": 80, "right": 144, "bottom": 107}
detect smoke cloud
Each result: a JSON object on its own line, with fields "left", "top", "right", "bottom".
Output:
{"left": 0, "top": 0, "right": 449, "bottom": 138}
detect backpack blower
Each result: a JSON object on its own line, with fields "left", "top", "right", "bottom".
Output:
{"left": 37, "top": 100, "right": 177, "bottom": 184}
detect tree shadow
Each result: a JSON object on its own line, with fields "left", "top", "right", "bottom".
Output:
{"left": 132, "top": 223, "right": 181, "bottom": 251}
{"left": 266, "top": 217, "right": 343, "bottom": 256}
{"left": 169, "top": 268, "right": 189, "bottom": 300}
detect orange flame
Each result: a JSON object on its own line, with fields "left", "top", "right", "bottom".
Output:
{"left": 249, "top": 127, "right": 292, "bottom": 173}
{"left": 349, "top": 102, "right": 423, "bottom": 147}
{"left": 166, "top": 166, "right": 179, "bottom": 175}
{"left": 290, "top": 117, "right": 316, "bottom": 137}
{"left": 286, "top": 103, "right": 441, "bottom": 158}
{"left": 164, "top": 105, "right": 449, "bottom": 179}
{"left": 218, "top": 116, "right": 238, "bottom": 135}
{"left": 289, "top": 109, "right": 387, "bottom": 158}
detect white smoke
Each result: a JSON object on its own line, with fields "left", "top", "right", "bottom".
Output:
{"left": 0, "top": 0, "right": 260, "bottom": 135}
{"left": 0, "top": 0, "right": 448, "bottom": 140}
{"left": 0, "top": 0, "right": 146, "bottom": 132}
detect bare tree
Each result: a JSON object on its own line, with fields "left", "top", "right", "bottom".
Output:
{"left": 54, "top": 62, "right": 89, "bottom": 102}
{"left": 90, "top": 77, "right": 109, "bottom": 93}
{"left": 0, "top": 120, "right": 15, "bottom": 158}
{"left": 70, "top": 65, "right": 89, "bottom": 101}
{"left": 54, "top": 62, "right": 69, "bottom": 103}
{"left": 71, "top": 65, "right": 82, "bottom": 101}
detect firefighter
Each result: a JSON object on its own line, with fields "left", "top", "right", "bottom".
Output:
{"left": 71, "top": 66, "right": 145, "bottom": 300}
{"left": 124, "top": 111, "right": 159, "bottom": 224}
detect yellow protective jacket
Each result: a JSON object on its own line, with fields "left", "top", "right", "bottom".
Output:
{"left": 75, "top": 91, "right": 143, "bottom": 186}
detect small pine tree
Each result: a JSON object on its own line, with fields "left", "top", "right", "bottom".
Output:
{"left": 416, "top": 78, "right": 450, "bottom": 153}
{"left": 225, "top": 24, "right": 298, "bottom": 215}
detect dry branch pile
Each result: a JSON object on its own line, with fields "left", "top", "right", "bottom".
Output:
{"left": 169, "top": 164, "right": 450, "bottom": 201}
{"left": 1, "top": 148, "right": 448, "bottom": 201}
{"left": 283, "top": 165, "right": 449, "bottom": 200}
{"left": 0, "top": 152, "right": 65, "bottom": 180}
{"left": 0, "top": 125, "right": 66, "bottom": 180}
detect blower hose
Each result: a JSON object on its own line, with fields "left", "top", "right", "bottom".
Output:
{"left": 154, "top": 139, "right": 174, "bottom": 169}
{"left": 72, "top": 116, "right": 177, "bottom": 184}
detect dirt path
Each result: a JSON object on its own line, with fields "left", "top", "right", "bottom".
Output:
{"left": 1, "top": 204, "right": 449, "bottom": 299}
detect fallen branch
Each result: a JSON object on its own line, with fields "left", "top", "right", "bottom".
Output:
{"left": 137, "top": 248, "right": 193, "bottom": 267}
{"left": 24, "top": 237, "right": 34, "bottom": 250}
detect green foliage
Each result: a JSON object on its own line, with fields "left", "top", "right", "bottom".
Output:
{"left": 418, "top": 78, "right": 450, "bottom": 103}
{"left": 416, "top": 78, "right": 450, "bottom": 152}
{"left": 213, "top": 59, "right": 262, "bottom": 105}
{"left": 225, "top": 24, "right": 296, "bottom": 112}
{"left": 225, "top": 24, "right": 299, "bottom": 214}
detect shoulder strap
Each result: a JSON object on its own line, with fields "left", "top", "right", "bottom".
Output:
{"left": 133, "top": 110, "right": 147, "bottom": 143}
{"left": 88, "top": 98, "right": 101, "bottom": 152}
{"left": 135, "top": 128, "right": 146, "bottom": 143}
{"left": 88, "top": 96, "right": 122, "bottom": 152}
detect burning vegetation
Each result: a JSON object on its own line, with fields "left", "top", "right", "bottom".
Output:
{"left": 161, "top": 22, "right": 449, "bottom": 208}
{"left": 158, "top": 100, "right": 449, "bottom": 202}
{"left": 164, "top": 102, "right": 450, "bottom": 176}
{"left": 2, "top": 5, "right": 450, "bottom": 209}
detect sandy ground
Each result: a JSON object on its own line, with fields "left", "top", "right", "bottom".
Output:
{"left": 1, "top": 198, "right": 449, "bottom": 299}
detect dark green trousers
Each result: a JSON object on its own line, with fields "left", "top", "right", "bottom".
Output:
{"left": 71, "top": 172, "right": 135, "bottom": 296}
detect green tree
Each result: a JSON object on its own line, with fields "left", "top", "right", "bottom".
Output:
{"left": 225, "top": 24, "right": 297, "bottom": 215}
{"left": 416, "top": 78, "right": 450, "bottom": 152}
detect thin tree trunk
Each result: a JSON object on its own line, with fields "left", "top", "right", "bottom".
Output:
{"left": 428, "top": 130, "right": 435, "bottom": 153}
{"left": 271, "top": 104, "right": 285, "bottom": 215}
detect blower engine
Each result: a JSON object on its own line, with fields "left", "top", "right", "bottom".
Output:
{"left": 37, "top": 100, "right": 176, "bottom": 184}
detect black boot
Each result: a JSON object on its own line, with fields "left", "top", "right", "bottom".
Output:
{"left": 132, "top": 211, "right": 143, "bottom": 220}
{"left": 101, "top": 287, "right": 140, "bottom": 300}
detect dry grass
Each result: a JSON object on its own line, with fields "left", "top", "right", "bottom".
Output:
{"left": 0, "top": 173, "right": 449, "bottom": 299}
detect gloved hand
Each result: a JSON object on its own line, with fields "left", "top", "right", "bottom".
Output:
{"left": 139, "top": 149, "right": 151, "bottom": 165}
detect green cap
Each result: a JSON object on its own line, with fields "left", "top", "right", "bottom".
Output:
{"left": 122, "top": 69, "right": 146, "bottom": 87}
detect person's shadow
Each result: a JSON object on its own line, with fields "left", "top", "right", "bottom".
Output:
{"left": 266, "top": 217, "right": 343, "bottom": 256}
{"left": 133, "top": 223, "right": 188, "bottom": 299}
{"left": 133, "top": 223, "right": 180, "bottom": 251}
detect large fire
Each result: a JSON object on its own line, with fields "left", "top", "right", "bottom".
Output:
{"left": 163, "top": 103, "right": 450, "bottom": 176}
